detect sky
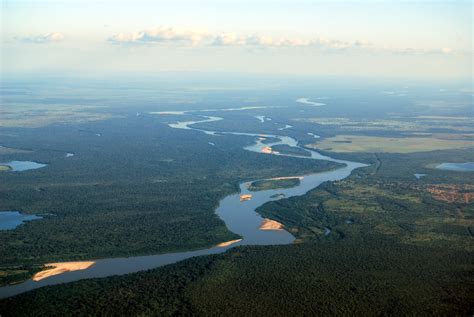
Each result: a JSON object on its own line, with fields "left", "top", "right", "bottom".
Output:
{"left": 1, "top": 0, "right": 473, "bottom": 79}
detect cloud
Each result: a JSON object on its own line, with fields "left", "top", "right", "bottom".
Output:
{"left": 18, "top": 32, "right": 64, "bottom": 43}
{"left": 108, "top": 27, "right": 458, "bottom": 55}
{"left": 381, "top": 90, "right": 408, "bottom": 97}
{"left": 212, "top": 33, "right": 316, "bottom": 47}
{"left": 380, "top": 46, "right": 458, "bottom": 55}
{"left": 110, "top": 28, "right": 369, "bottom": 52}
{"left": 109, "top": 27, "right": 357, "bottom": 50}
{"left": 108, "top": 27, "right": 210, "bottom": 45}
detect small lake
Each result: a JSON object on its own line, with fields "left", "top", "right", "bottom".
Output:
{"left": 0, "top": 211, "right": 42, "bottom": 230}
{"left": 1, "top": 161, "right": 47, "bottom": 172}
{"left": 436, "top": 162, "right": 474, "bottom": 172}
{"left": 296, "top": 98, "right": 325, "bottom": 107}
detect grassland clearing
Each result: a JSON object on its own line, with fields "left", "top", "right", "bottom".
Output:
{"left": 0, "top": 165, "right": 11, "bottom": 172}
{"left": 0, "top": 104, "right": 116, "bottom": 128}
{"left": 308, "top": 135, "right": 474, "bottom": 153}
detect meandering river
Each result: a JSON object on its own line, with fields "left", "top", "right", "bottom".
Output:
{"left": 0, "top": 114, "right": 366, "bottom": 299}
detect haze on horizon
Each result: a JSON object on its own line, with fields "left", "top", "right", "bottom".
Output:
{"left": 1, "top": 0, "right": 473, "bottom": 80}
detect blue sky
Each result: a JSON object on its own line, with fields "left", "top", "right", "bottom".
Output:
{"left": 1, "top": 0, "right": 472, "bottom": 79}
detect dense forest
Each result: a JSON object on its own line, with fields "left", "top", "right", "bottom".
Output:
{"left": 0, "top": 97, "right": 473, "bottom": 314}
{"left": 0, "top": 114, "right": 341, "bottom": 284}
{"left": 257, "top": 149, "right": 474, "bottom": 250}
{"left": 271, "top": 144, "right": 312, "bottom": 157}
{"left": 1, "top": 235, "right": 471, "bottom": 316}
{"left": 1, "top": 136, "right": 472, "bottom": 315}
{"left": 248, "top": 177, "right": 301, "bottom": 191}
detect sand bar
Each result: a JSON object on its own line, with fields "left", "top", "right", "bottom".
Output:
{"left": 261, "top": 146, "right": 273, "bottom": 154}
{"left": 216, "top": 239, "right": 242, "bottom": 247}
{"left": 259, "top": 218, "right": 284, "bottom": 231}
{"left": 240, "top": 194, "right": 253, "bottom": 201}
{"left": 32, "top": 261, "right": 96, "bottom": 281}
{"left": 268, "top": 176, "right": 304, "bottom": 181}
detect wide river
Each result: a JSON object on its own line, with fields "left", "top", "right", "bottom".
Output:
{"left": 0, "top": 114, "right": 366, "bottom": 299}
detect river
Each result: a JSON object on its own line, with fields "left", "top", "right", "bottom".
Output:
{"left": 0, "top": 114, "right": 366, "bottom": 299}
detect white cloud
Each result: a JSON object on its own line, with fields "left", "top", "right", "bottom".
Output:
{"left": 380, "top": 46, "right": 458, "bottom": 55}
{"left": 108, "top": 27, "right": 210, "bottom": 45}
{"left": 108, "top": 27, "right": 457, "bottom": 55}
{"left": 110, "top": 28, "right": 357, "bottom": 50}
{"left": 212, "top": 33, "right": 316, "bottom": 47}
{"left": 18, "top": 32, "right": 64, "bottom": 43}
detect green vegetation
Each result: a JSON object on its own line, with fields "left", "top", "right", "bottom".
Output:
{"left": 0, "top": 165, "right": 11, "bottom": 172}
{"left": 296, "top": 116, "right": 474, "bottom": 135}
{"left": 261, "top": 137, "right": 281, "bottom": 144}
{"left": 0, "top": 266, "right": 43, "bottom": 287}
{"left": 0, "top": 115, "right": 341, "bottom": 283}
{"left": 309, "top": 134, "right": 474, "bottom": 153}
{"left": 271, "top": 144, "right": 311, "bottom": 156}
{"left": 1, "top": 148, "right": 472, "bottom": 315}
{"left": 248, "top": 177, "right": 300, "bottom": 191}
{"left": 258, "top": 149, "right": 474, "bottom": 248}
{"left": 0, "top": 104, "right": 116, "bottom": 128}
{"left": 1, "top": 238, "right": 471, "bottom": 316}
{"left": 1, "top": 91, "right": 473, "bottom": 315}
{"left": 0, "top": 146, "right": 30, "bottom": 155}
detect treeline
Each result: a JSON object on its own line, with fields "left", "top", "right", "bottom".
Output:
{"left": 248, "top": 178, "right": 300, "bottom": 192}
{"left": 1, "top": 236, "right": 472, "bottom": 316}
{"left": 257, "top": 149, "right": 474, "bottom": 251}
{"left": 271, "top": 144, "right": 312, "bottom": 157}
{"left": 0, "top": 115, "right": 341, "bottom": 270}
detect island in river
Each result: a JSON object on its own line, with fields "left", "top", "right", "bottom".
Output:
{"left": 248, "top": 177, "right": 302, "bottom": 191}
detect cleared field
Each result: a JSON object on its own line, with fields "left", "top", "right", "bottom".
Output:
{"left": 308, "top": 135, "right": 474, "bottom": 153}
{"left": 296, "top": 116, "right": 474, "bottom": 133}
{"left": 0, "top": 146, "right": 30, "bottom": 155}
{"left": 0, "top": 105, "right": 115, "bottom": 128}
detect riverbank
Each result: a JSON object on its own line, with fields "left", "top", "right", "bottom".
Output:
{"left": 0, "top": 114, "right": 364, "bottom": 299}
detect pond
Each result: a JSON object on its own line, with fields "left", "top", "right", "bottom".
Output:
{"left": 0, "top": 211, "right": 42, "bottom": 230}
{"left": 436, "top": 162, "right": 474, "bottom": 172}
{"left": 0, "top": 161, "right": 47, "bottom": 172}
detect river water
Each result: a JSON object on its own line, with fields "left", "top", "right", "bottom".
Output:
{"left": 0, "top": 161, "right": 47, "bottom": 172}
{"left": 436, "top": 162, "right": 474, "bottom": 172}
{"left": 0, "top": 114, "right": 366, "bottom": 299}
{"left": 0, "top": 211, "right": 42, "bottom": 231}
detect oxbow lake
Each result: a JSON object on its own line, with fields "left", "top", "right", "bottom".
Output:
{"left": 1, "top": 161, "right": 47, "bottom": 172}
{"left": 436, "top": 162, "right": 474, "bottom": 172}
